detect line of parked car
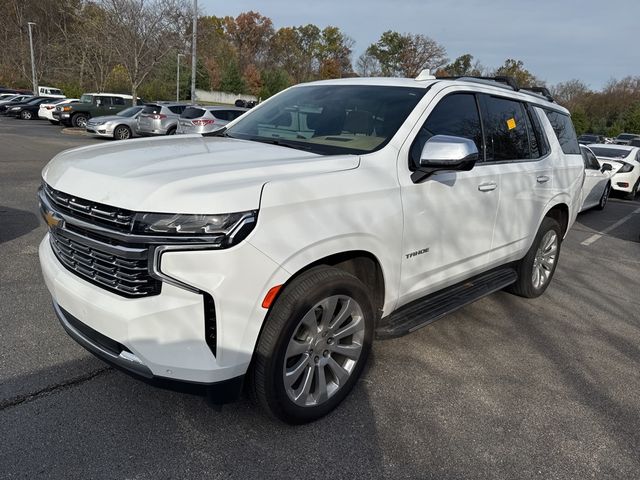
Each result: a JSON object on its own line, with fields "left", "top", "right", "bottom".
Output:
{"left": 0, "top": 89, "right": 249, "bottom": 140}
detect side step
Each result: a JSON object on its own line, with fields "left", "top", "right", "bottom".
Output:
{"left": 376, "top": 268, "right": 517, "bottom": 339}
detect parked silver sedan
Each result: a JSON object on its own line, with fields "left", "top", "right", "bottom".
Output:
{"left": 86, "top": 106, "right": 144, "bottom": 140}
{"left": 176, "top": 106, "right": 248, "bottom": 135}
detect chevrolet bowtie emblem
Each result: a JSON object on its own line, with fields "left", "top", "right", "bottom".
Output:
{"left": 44, "top": 209, "right": 63, "bottom": 229}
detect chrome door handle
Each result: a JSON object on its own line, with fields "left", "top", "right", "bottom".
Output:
{"left": 478, "top": 182, "right": 497, "bottom": 192}
{"left": 537, "top": 175, "right": 550, "bottom": 184}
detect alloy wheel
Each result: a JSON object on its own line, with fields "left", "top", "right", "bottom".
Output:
{"left": 283, "top": 295, "right": 365, "bottom": 408}
{"left": 531, "top": 230, "right": 558, "bottom": 289}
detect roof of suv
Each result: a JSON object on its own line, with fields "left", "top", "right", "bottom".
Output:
{"left": 83, "top": 93, "right": 135, "bottom": 99}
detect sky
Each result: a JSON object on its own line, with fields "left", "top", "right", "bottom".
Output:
{"left": 199, "top": 0, "right": 640, "bottom": 90}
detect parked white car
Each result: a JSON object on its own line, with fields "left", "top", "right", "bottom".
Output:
{"left": 37, "top": 86, "right": 65, "bottom": 98}
{"left": 589, "top": 144, "right": 640, "bottom": 199}
{"left": 38, "top": 98, "right": 78, "bottom": 123}
{"left": 579, "top": 145, "right": 611, "bottom": 211}
{"left": 38, "top": 75, "right": 584, "bottom": 423}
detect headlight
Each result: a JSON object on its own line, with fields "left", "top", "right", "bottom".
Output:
{"left": 62, "top": 106, "right": 72, "bottom": 111}
{"left": 618, "top": 162, "right": 634, "bottom": 173}
{"left": 132, "top": 210, "right": 257, "bottom": 246}
{"left": 10, "top": 106, "right": 20, "bottom": 110}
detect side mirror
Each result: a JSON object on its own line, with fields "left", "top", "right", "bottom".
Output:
{"left": 601, "top": 163, "right": 612, "bottom": 173}
{"left": 412, "top": 135, "right": 479, "bottom": 183}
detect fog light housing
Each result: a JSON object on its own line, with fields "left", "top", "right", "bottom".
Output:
{"left": 617, "top": 182, "right": 629, "bottom": 188}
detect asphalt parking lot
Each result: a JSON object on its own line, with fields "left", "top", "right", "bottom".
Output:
{"left": 1, "top": 117, "right": 639, "bottom": 479}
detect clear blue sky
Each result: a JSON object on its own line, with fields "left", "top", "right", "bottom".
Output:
{"left": 199, "top": 0, "right": 639, "bottom": 90}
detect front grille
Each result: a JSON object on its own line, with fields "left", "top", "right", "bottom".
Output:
{"left": 44, "top": 183, "right": 134, "bottom": 233}
{"left": 49, "top": 225, "right": 161, "bottom": 298}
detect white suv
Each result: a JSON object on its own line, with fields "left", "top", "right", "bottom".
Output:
{"left": 38, "top": 74, "right": 584, "bottom": 423}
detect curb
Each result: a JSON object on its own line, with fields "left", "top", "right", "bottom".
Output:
{"left": 61, "top": 127, "right": 87, "bottom": 136}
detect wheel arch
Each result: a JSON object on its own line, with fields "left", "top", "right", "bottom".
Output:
{"left": 543, "top": 202, "right": 570, "bottom": 238}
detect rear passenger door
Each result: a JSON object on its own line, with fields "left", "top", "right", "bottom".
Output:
{"left": 481, "top": 95, "right": 555, "bottom": 264}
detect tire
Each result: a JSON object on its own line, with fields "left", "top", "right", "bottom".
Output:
{"left": 249, "top": 266, "right": 374, "bottom": 424}
{"left": 49, "top": 119, "right": 59, "bottom": 125}
{"left": 113, "top": 125, "right": 132, "bottom": 140}
{"left": 166, "top": 127, "right": 177, "bottom": 135}
{"left": 20, "top": 110, "right": 32, "bottom": 120}
{"left": 595, "top": 182, "right": 610, "bottom": 210}
{"left": 72, "top": 114, "right": 88, "bottom": 129}
{"left": 625, "top": 179, "right": 639, "bottom": 200}
{"left": 507, "top": 216, "right": 562, "bottom": 298}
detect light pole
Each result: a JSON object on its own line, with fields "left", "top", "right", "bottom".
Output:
{"left": 190, "top": 0, "right": 197, "bottom": 104}
{"left": 176, "top": 53, "right": 185, "bottom": 102}
{"left": 27, "top": 22, "right": 37, "bottom": 95}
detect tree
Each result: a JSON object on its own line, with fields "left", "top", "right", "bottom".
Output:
{"left": 365, "top": 31, "right": 447, "bottom": 78}
{"left": 551, "top": 79, "right": 591, "bottom": 109}
{"left": 316, "top": 26, "right": 354, "bottom": 78}
{"left": 224, "top": 11, "right": 273, "bottom": 71}
{"left": 440, "top": 54, "right": 484, "bottom": 77}
{"left": 355, "top": 53, "right": 381, "bottom": 77}
{"left": 493, "top": 59, "right": 540, "bottom": 87}
{"left": 220, "top": 60, "right": 245, "bottom": 94}
{"left": 260, "top": 68, "right": 290, "bottom": 99}
{"left": 98, "top": 0, "right": 190, "bottom": 104}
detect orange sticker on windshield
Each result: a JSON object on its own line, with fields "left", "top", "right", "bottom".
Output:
{"left": 506, "top": 118, "right": 516, "bottom": 130}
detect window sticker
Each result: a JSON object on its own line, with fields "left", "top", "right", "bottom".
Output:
{"left": 506, "top": 118, "right": 517, "bottom": 130}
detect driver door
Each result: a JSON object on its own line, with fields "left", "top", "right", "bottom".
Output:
{"left": 397, "top": 90, "right": 501, "bottom": 306}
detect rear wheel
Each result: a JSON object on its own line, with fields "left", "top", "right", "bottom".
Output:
{"left": 507, "top": 217, "right": 562, "bottom": 298}
{"left": 625, "top": 179, "right": 639, "bottom": 200}
{"left": 72, "top": 113, "right": 88, "bottom": 129}
{"left": 595, "top": 182, "right": 610, "bottom": 210}
{"left": 113, "top": 125, "right": 132, "bottom": 140}
{"left": 249, "top": 266, "right": 374, "bottom": 424}
{"left": 20, "top": 110, "right": 32, "bottom": 120}
{"left": 166, "top": 127, "right": 177, "bottom": 135}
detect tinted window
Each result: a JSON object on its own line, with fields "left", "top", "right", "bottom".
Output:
{"left": 142, "top": 105, "right": 162, "bottom": 114}
{"left": 96, "top": 96, "right": 111, "bottom": 106}
{"left": 544, "top": 110, "right": 581, "bottom": 154}
{"left": 182, "top": 107, "right": 205, "bottom": 119}
{"left": 168, "top": 105, "right": 186, "bottom": 114}
{"left": 483, "top": 96, "right": 530, "bottom": 161}
{"left": 111, "top": 96, "right": 125, "bottom": 106}
{"left": 228, "top": 110, "right": 245, "bottom": 120}
{"left": 528, "top": 106, "right": 550, "bottom": 157}
{"left": 226, "top": 85, "right": 426, "bottom": 155}
{"left": 211, "top": 110, "right": 230, "bottom": 121}
{"left": 581, "top": 148, "right": 600, "bottom": 170}
{"left": 410, "top": 93, "right": 482, "bottom": 168}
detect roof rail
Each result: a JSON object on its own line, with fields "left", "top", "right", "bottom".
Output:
{"left": 435, "top": 75, "right": 556, "bottom": 103}
{"left": 435, "top": 75, "right": 520, "bottom": 91}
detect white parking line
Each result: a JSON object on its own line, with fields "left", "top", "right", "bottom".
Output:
{"left": 581, "top": 207, "right": 640, "bottom": 246}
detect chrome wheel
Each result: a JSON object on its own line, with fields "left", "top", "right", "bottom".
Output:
{"left": 283, "top": 295, "right": 365, "bottom": 408}
{"left": 532, "top": 230, "right": 558, "bottom": 289}
{"left": 114, "top": 126, "right": 131, "bottom": 140}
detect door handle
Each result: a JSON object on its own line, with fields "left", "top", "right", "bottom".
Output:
{"left": 478, "top": 182, "right": 497, "bottom": 192}
{"left": 537, "top": 175, "right": 550, "bottom": 184}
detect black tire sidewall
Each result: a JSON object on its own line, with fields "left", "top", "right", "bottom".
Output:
{"left": 597, "top": 183, "right": 610, "bottom": 210}
{"left": 255, "top": 268, "right": 374, "bottom": 423}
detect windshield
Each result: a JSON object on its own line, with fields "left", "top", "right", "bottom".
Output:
{"left": 590, "top": 147, "right": 632, "bottom": 159}
{"left": 225, "top": 85, "right": 427, "bottom": 155}
{"left": 117, "top": 106, "right": 142, "bottom": 117}
{"left": 80, "top": 94, "right": 93, "bottom": 103}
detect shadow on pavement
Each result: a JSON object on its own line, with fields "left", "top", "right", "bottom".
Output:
{"left": 0, "top": 206, "right": 40, "bottom": 244}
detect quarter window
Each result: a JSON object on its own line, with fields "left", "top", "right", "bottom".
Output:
{"left": 482, "top": 96, "right": 530, "bottom": 161}
{"left": 410, "top": 93, "right": 483, "bottom": 169}
{"left": 544, "top": 110, "right": 581, "bottom": 155}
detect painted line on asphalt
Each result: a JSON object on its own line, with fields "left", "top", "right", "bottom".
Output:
{"left": 581, "top": 207, "right": 640, "bottom": 246}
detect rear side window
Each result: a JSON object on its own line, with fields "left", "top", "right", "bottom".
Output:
{"left": 111, "top": 97, "right": 125, "bottom": 106}
{"left": 142, "top": 105, "right": 162, "bottom": 114}
{"left": 227, "top": 110, "right": 246, "bottom": 121}
{"left": 410, "top": 93, "right": 483, "bottom": 168}
{"left": 544, "top": 110, "right": 581, "bottom": 154}
{"left": 211, "top": 110, "right": 230, "bottom": 121}
{"left": 96, "top": 96, "right": 111, "bottom": 106}
{"left": 182, "top": 107, "right": 205, "bottom": 119}
{"left": 482, "top": 96, "right": 530, "bottom": 161}
{"left": 169, "top": 105, "right": 186, "bottom": 114}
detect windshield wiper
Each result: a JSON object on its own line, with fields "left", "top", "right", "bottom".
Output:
{"left": 252, "top": 137, "right": 314, "bottom": 152}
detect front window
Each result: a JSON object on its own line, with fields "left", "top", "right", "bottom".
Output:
{"left": 117, "top": 106, "right": 142, "bottom": 117}
{"left": 80, "top": 94, "right": 93, "bottom": 103}
{"left": 225, "top": 85, "right": 427, "bottom": 155}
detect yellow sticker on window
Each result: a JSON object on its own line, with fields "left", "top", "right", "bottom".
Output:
{"left": 506, "top": 118, "right": 517, "bottom": 130}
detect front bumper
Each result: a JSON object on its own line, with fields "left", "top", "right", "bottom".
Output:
{"left": 86, "top": 124, "right": 115, "bottom": 137}
{"left": 39, "top": 232, "right": 288, "bottom": 385}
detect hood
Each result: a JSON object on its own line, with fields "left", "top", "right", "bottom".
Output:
{"left": 88, "top": 114, "right": 131, "bottom": 123}
{"left": 42, "top": 135, "right": 359, "bottom": 213}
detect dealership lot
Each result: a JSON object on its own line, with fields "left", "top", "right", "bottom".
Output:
{"left": 1, "top": 118, "right": 639, "bottom": 479}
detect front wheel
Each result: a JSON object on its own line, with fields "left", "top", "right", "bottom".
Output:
{"left": 113, "top": 125, "right": 132, "bottom": 140}
{"left": 20, "top": 110, "right": 32, "bottom": 120}
{"left": 249, "top": 266, "right": 374, "bottom": 424}
{"left": 72, "top": 114, "right": 88, "bottom": 129}
{"left": 507, "top": 216, "right": 562, "bottom": 298}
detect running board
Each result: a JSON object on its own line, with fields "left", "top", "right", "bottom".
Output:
{"left": 376, "top": 268, "right": 517, "bottom": 339}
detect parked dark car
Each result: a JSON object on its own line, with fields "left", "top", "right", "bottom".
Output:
{"left": 0, "top": 96, "right": 52, "bottom": 116}
{"left": 629, "top": 138, "right": 640, "bottom": 147}
{"left": 578, "top": 133, "right": 605, "bottom": 145}
{"left": 9, "top": 96, "right": 57, "bottom": 120}
{"left": 0, "top": 87, "right": 32, "bottom": 95}
{"left": 53, "top": 93, "right": 142, "bottom": 128}
{"left": 613, "top": 133, "right": 640, "bottom": 145}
